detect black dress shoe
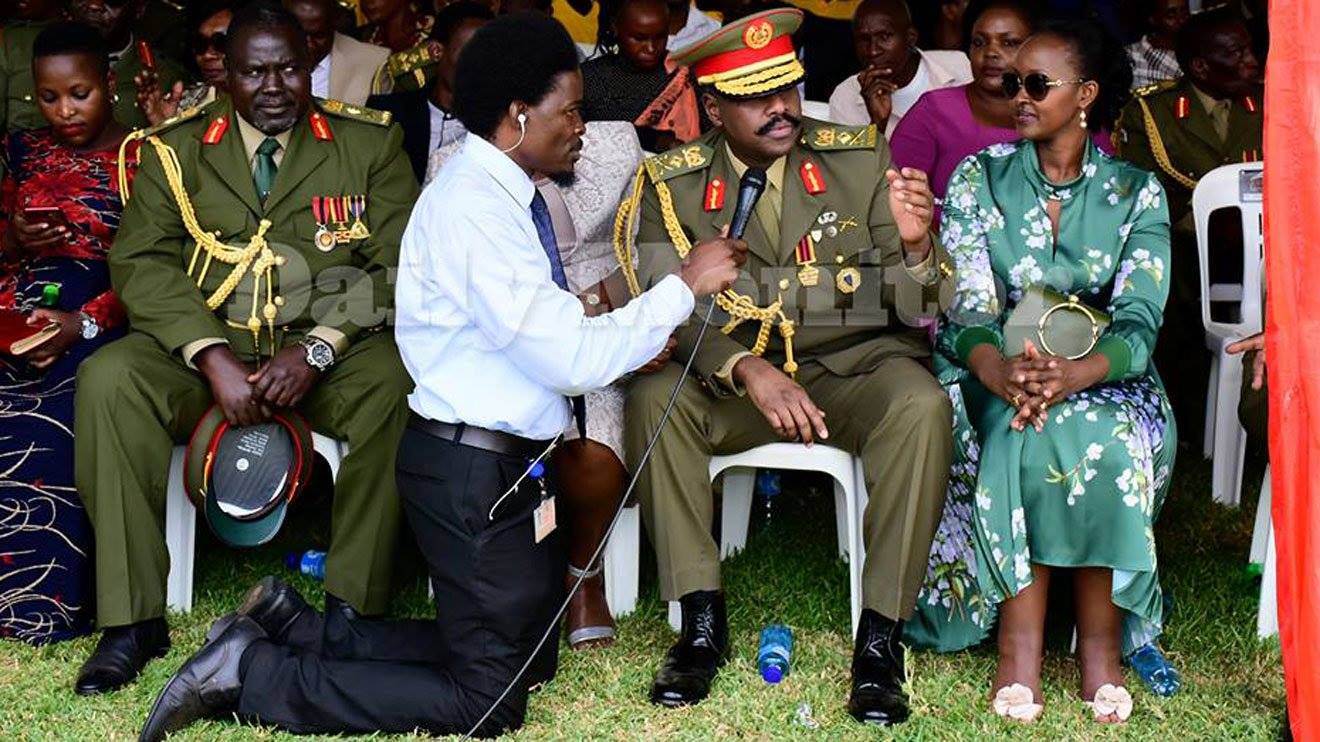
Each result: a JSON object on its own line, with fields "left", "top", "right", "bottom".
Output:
{"left": 139, "top": 615, "right": 265, "bottom": 742}
{"left": 650, "top": 590, "right": 728, "bottom": 708}
{"left": 208, "top": 575, "right": 309, "bottom": 642}
{"left": 847, "top": 609, "right": 910, "bottom": 726}
{"left": 74, "top": 618, "right": 170, "bottom": 695}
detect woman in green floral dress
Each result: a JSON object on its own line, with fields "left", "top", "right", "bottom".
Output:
{"left": 907, "top": 24, "right": 1175, "bottom": 723}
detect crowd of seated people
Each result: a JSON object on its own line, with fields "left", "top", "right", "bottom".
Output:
{"left": 0, "top": 0, "right": 1267, "bottom": 736}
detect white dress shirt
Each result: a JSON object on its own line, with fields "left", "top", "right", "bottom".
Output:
{"left": 396, "top": 135, "right": 695, "bottom": 439}
{"left": 311, "top": 54, "right": 331, "bottom": 100}
{"left": 669, "top": 5, "right": 721, "bottom": 51}
{"left": 827, "top": 49, "right": 972, "bottom": 136}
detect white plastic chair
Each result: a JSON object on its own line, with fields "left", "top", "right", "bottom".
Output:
{"left": 1255, "top": 465, "right": 1277, "bottom": 638}
{"left": 165, "top": 432, "right": 347, "bottom": 613}
{"left": 602, "top": 504, "right": 640, "bottom": 617}
{"left": 657, "top": 443, "right": 866, "bottom": 638}
{"left": 1193, "top": 163, "right": 1265, "bottom": 506}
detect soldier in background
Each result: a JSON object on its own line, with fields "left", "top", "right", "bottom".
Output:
{"left": 69, "top": 0, "right": 187, "bottom": 129}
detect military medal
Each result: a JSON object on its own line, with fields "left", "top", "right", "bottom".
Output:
{"left": 348, "top": 195, "right": 370, "bottom": 240}
{"left": 704, "top": 178, "right": 725, "bottom": 211}
{"left": 836, "top": 267, "right": 862, "bottom": 294}
{"left": 332, "top": 197, "right": 352, "bottom": 244}
{"left": 795, "top": 234, "right": 819, "bottom": 287}
{"left": 311, "top": 197, "right": 336, "bottom": 252}
{"left": 799, "top": 160, "right": 826, "bottom": 195}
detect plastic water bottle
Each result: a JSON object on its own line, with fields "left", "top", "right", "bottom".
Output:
{"left": 757, "top": 624, "right": 793, "bottom": 683}
{"left": 286, "top": 549, "right": 326, "bottom": 581}
{"left": 755, "top": 469, "right": 782, "bottom": 522}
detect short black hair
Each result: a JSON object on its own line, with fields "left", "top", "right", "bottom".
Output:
{"left": 962, "top": 0, "right": 1041, "bottom": 52}
{"left": 430, "top": 0, "right": 494, "bottom": 46}
{"left": 188, "top": 0, "right": 238, "bottom": 30}
{"left": 453, "top": 12, "right": 579, "bottom": 139}
{"left": 225, "top": 0, "right": 307, "bottom": 60}
{"left": 1174, "top": 8, "right": 1245, "bottom": 73}
{"left": 1035, "top": 17, "right": 1132, "bottom": 132}
{"left": 33, "top": 22, "right": 110, "bottom": 77}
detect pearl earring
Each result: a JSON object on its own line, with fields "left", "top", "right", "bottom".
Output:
{"left": 1079, "top": 109, "right": 1088, "bottom": 129}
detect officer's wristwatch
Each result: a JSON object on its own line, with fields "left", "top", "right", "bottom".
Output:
{"left": 299, "top": 336, "right": 336, "bottom": 372}
{"left": 79, "top": 312, "right": 100, "bottom": 340}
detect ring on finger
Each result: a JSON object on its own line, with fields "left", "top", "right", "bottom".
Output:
{"left": 1011, "top": 392, "right": 1023, "bottom": 407}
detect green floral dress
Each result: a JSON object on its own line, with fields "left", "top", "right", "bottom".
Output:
{"left": 905, "top": 140, "right": 1177, "bottom": 651}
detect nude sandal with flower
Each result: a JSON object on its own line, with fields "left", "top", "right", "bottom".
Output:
{"left": 992, "top": 683, "right": 1044, "bottom": 722}
{"left": 1085, "top": 683, "right": 1133, "bottom": 723}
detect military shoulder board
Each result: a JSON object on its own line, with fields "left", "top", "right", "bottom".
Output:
{"left": 644, "top": 143, "right": 715, "bottom": 182}
{"left": 1133, "top": 80, "right": 1178, "bottom": 98}
{"left": 134, "top": 104, "right": 207, "bottom": 139}
{"left": 803, "top": 123, "right": 877, "bottom": 151}
{"left": 316, "top": 98, "right": 393, "bottom": 127}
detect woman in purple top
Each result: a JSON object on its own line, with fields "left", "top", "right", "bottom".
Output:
{"left": 890, "top": 0, "right": 1115, "bottom": 225}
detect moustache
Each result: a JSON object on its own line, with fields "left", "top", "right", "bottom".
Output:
{"left": 756, "top": 113, "right": 801, "bottom": 136}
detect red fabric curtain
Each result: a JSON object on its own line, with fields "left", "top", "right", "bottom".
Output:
{"left": 1264, "top": 3, "right": 1319, "bottom": 739}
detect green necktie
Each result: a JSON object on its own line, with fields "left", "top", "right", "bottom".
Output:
{"left": 253, "top": 137, "right": 281, "bottom": 203}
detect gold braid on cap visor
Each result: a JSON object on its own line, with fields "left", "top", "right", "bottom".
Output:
{"left": 696, "top": 52, "right": 805, "bottom": 98}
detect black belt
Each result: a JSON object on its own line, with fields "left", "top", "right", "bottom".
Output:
{"left": 407, "top": 413, "right": 548, "bottom": 459}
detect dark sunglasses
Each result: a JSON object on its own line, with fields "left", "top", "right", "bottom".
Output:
{"left": 191, "top": 31, "right": 228, "bottom": 55}
{"left": 1001, "top": 72, "right": 1087, "bottom": 101}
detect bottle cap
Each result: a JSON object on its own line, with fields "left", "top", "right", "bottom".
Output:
{"left": 41, "top": 283, "right": 61, "bottom": 307}
{"left": 529, "top": 461, "right": 546, "bottom": 479}
{"left": 762, "top": 665, "right": 784, "bottom": 684}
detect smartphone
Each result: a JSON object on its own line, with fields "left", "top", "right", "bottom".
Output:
{"left": 138, "top": 39, "right": 156, "bottom": 71}
{"left": 22, "top": 206, "right": 70, "bottom": 230}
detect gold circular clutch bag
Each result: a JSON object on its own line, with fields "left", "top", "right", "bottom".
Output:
{"left": 1004, "top": 285, "right": 1111, "bottom": 359}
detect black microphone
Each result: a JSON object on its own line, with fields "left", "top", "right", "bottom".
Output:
{"left": 727, "top": 167, "right": 767, "bottom": 240}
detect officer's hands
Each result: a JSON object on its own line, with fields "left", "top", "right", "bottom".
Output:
{"left": 20, "top": 309, "right": 81, "bottom": 370}
{"left": 859, "top": 66, "right": 898, "bottom": 129}
{"left": 196, "top": 345, "right": 269, "bottom": 426}
{"left": 886, "top": 168, "right": 935, "bottom": 262}
{"left": 6, "top": 208, "right": 69, "bottom": 252}
{"left": 134, "top": 68, "right": 183, "bottom": 127}
{"left": 1227, "top": 332, "right": 1266, "bottom": 390}
{"left": 733, "top": 356, "right": 829, "bottom": 445}
{"left": 249, "top": 345, "right": 322, "bottom": 410}
{"left": 680, "top": 225, "right": 748, "bottom": 296}
{"left": 637, "top": 335, "right": 677, "bottom": 374}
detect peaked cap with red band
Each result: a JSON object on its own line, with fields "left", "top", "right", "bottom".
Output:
{"left": 668, "top": 8, "right": 805, "bottom": 99}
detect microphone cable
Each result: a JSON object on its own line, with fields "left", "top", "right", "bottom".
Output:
{"left": 462, "top": 296, "right": 719, "bottom": 739}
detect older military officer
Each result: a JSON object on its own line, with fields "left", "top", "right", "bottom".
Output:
{"left": 72, "top": 1, "right": 417, "bottom": 695}
{"left": 617, "top": 8, "right": 953, "bottom": 726}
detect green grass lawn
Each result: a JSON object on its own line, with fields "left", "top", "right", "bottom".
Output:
{"left": 0, "top": 453, "right": 1286, "bottom": 740}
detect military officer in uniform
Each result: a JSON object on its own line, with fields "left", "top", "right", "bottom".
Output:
{"left": 69, "top": 0, "right": 187, "bottom": 130}
{"left": 1, "top": 11, "right": 56, "bottom": 137}
{"left": 1115, "top": 8, "right": 1262, "bottom": 443}
{"left": 1116, "top": 8, "right": 1263, "bottom": 226}
{"left": 71, "top": 1, "right": 417, "bottom": 695}
{"left": 617, "top": 8, "right": 953, "bottom": 726}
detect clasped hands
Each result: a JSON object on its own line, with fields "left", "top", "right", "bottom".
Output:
{"left": 195, "top": 344, "right": 321, "bottom": 426}
{"left": 970, "top": 340, "right": 1108, "bottom": 433}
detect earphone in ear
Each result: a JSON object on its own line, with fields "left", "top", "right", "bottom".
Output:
{"left": 517, "top": 113, "right": 527, "bottom": 124}
{"left": 503, "top": 112, "right": 529, "bottom": 154}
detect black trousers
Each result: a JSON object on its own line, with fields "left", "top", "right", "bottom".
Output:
{"left": 236, "top": 424, "right": 565, "bottom": 738}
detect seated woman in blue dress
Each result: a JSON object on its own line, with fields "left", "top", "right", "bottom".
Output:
{"left": 908, "top": 21, "right": 1177, "bottom": 723}
{"left": 0, "top": 23, "right": 134, "bottom": 644}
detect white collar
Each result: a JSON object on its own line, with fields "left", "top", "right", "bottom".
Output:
{"left": 464, "top": 134, "right": 536, "bottom": 207}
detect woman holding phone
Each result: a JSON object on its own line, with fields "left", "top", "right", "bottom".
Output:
{"left": 0, "top": 22, "right": 135, "bottom": 644}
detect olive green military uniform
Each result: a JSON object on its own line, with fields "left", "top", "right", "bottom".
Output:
{"left": 1117, "top": 77, "right": 1264, "bottom": 445}
{"left": 1, "top": 22, "right": 51, "bottom": 135}
{"left": 75, "top": 98, "right": 418, "bottom": 626}
{"left": 621, "top": 122, "right": 955, "bottom": 620}
{"left": 1116, "top": 77, "right": 1264, "bottom": 227}
{"left": 109, "top": 38, "right": 186, "bottom": 131}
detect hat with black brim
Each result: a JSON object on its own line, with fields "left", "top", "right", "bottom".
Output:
{"left": 183, "top": 405, "right": 314, "bottom": 548}
{"left": 669, "top": 8, "right": 805, "bottom": 99}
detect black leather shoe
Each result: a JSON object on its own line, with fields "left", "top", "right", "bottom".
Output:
{"left": 847, "top": 609, "right": 911, "bottom": 725}
{"left": 74, "top": 618, "right": 170, "bottom": 695}
{"left": 207, "top": 576, "right": 309, "bottom": 643}
{"left": 649, "top": 590, "right": 728, "bottom": 708}
{"left": 326, "top": 593, "right": 362, "bottom": 621}
{"left": 139, "top": 615, "right": 265, "bottom": 742}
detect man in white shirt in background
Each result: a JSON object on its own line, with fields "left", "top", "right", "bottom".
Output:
{"left": 666, "top": 0, "right": 720, "bottom": 51}
{"left": 826, "top": 0, "right": 970, "bottom": 136}
{"left": 287, "top": 0, "right": 390, "bottom": 104}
